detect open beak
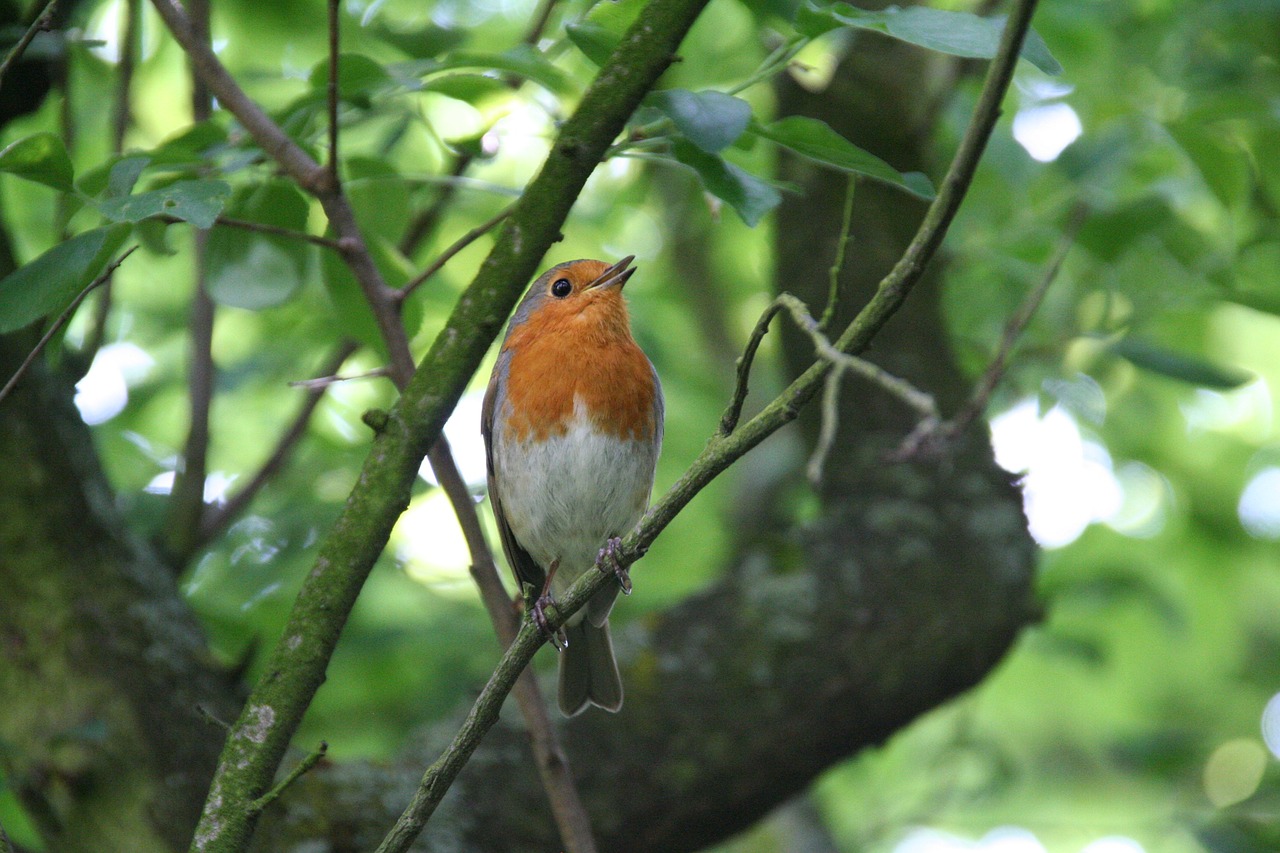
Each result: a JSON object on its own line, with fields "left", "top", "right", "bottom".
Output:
{"left": 584, "top": 255, "right": 636, "bottom": 292}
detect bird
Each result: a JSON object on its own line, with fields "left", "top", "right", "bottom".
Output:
{"left": 481, "top": 255, "right": 663, "bottom": 716}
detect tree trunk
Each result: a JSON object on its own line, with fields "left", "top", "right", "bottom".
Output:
{"left": 0, "top": 332, "right": 239, "bottom": 851}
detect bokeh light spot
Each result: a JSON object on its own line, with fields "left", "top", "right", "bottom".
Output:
{"left": 1238, "top": 467, "right": 1280, "bottom": 539}
{"left": 1203, "top": 738, "right": 1267, "bottom": 808}
{"left": 1260, "top": 692, "right": 1280, "bottom": 759}
{"left": 1013, "top": 103, "right": 1082, "bottom": 162}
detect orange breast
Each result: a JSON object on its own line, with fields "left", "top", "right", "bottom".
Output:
{"left": 501, "top": 308, "right": 657, "bottom": 443}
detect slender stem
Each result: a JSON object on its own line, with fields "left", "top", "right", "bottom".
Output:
{"left": 724, "top": 34, "right": 806, "bottom": 96}
{"left": 85, "top": 0, "right": 141, "bottom": 363}
{"left": 397, "top": 154, "right": 476, "bottom": 257}
{"left": 818, "top": 177, "right": 855, "bottom": 331}
{"left": 0, "top": 0, "right": 55, "bottom": 90}
{"left": 156, "top": 214, "right": 344, "bottom": 250}
{"left": 894, "top": 201, "right": 1086, "bottom": 459}
{"left": 164, "top": 0, "right": 215, "bottom": 567}
{"left": 112, "top": 0, "right": 141, "bottom": 151}
{"left": 398, "top": 204, "right": 514, "bottom": 300}
{"left": 327, "top": 0, "right": 340, "bottom": 188}
{"left": 523, "top": 0, "right": 560, "bottom": 44}
{"left": 247, "top": 742, "right": 328, "bottom": 815}
{"left": 374, "top": 1, "right": 1039, "bottom": 844}
{"left": 956, "top": 201, "right": 1087, "bottom": 426}
{"left": 0, "top": 248, "right": 138, "bottom": 407}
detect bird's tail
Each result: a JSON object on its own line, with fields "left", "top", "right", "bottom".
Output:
{"left": 558, "top": 619, "right": 622, "bottom": 716}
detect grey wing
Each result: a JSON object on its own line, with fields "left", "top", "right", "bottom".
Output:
{"left": 650, "top": 360, "right": 664, "bottom": 456}
{"left": 481, "top": 353, "right": 546, "bottom": 595}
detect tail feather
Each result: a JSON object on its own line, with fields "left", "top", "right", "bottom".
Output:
{"left": 558, "top": 620, "right": 622, "bottom": 716}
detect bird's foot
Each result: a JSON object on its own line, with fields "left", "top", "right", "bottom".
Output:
{"left": 597, "top": 537, "right": 632, "bottom": 595}
{"left": 531, "top": 593, "right": 567, "bottom": 651}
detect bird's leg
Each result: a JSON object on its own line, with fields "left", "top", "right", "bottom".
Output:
{"left": 597, "top": 537, "right": 632, "bottom": 595}
{"left": 531, "top": 559, "right": 567, "bottom": 651}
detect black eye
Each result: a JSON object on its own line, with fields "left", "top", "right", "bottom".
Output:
{"left": 550, "top": 278, "right": 572, "bottom": 298}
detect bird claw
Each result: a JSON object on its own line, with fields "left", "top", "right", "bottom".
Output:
{"left": 531, "top": 593, "right": 567, "bottom": 651}
{"left": 597, "top": 537, "right": 632, "bottom": 595}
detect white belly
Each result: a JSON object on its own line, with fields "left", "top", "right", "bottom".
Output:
{"left": 493, "top": 398, "right": 659, "bottom": 599}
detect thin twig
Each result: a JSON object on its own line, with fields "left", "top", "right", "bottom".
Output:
{"left": 194, "top": 341, "right": 360, "bottom": 552}
{"left": 326, "top": 0, "right": 339, "bottom": 188}
{"left": 523, "top": 0, "right": 560, "bottom": 45}
{"left": 158, "top": 214, "right": 344, "bottom": 250}
{"left": 164, "top": 0, "right": 215, "bottom": 567}
{"left": 112, "top": 0, "right": 140, "bottom": 150}
{"left": 374, "top": 0, "right": 1040, "bottom": 844}
{"left": 286, "top": 361, "right": 385, "bottom": 390}
{"left": 398, "top": 204, "right": 515, "bottom": 300}
{"left": 818, "top": 177, "right": 856, "bottom": 331}
{"left": 894, "top": 201, "right": 1088, "bottom": 459}
{"left": 397, "top": 154, "right": 476, "bottom": 257}
{"left": 0, "top": 246, "right": 138, "bottom": 406}
{"left": 0, "top": 0, "right": 55, "bottom": 91}
{"left": 85, "top": 0, "right": 141, "bottom": 364}
{"left": 247, "top": 742, "right": 328, "bottom": 815}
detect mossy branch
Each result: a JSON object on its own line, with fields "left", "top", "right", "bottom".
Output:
{"left": 374, "top": 0, "right": 1042, "bottom": 848}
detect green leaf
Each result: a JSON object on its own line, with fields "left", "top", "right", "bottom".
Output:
{"left": 436, "top": 46, "right": 575, "bottom": 96}
{"left": 672, "top": 139, "right": 781, "bottom": 227}
{"left": 97, "top": 179, "right": 231, "bottom": 229}
{"left": 565, "top": 0, "right": 645, "bottom": 66}
{"left": 146, "top": 121, "right": 229, "bottom": 166}
{"left": 105, "top": 156, "right": 150, "bottom": 199}
{"left": 566, "top": 22, "right": 619, "bottom": 67}
{"left": 309, "top": 54, "right": 394, "bottom": 108}
{"left": 0, "top": 225, "right": 132, "bottom": 333}
{"left": 649, "top": 89, "right": 752, "bottom": 153}
{"left": 1110, "top": 337, "right": 1252, "bottom": 389}
{"left": 751, "top": 116, "right": 935, "bottom": 198}
{"left": 205, "top": 181, "right": 313, "bottom": 310}
{"left": 135, "top": 218, "right": 177, "bottom": 257}
{"left": 419, "top": 73, "right": 509, "bottom": 104}
{"left": 0, "top": 133, "right": 74, "bottom": 192}
{"left": 368, "top": 21, "right": 465, "bottom": 60}
{"left": 345, "top": 157, "right": 411, "bottom": 248}
{"left": 797, "top": 3, "right": 1062, "bottom": 76}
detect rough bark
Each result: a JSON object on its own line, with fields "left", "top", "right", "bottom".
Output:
{"left": 0, "top": 332, "right": 241, "bottom": 851}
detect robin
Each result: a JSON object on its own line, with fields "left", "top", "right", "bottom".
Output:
{"left": 481, "top": 255, "right": 663, "bottom": 716}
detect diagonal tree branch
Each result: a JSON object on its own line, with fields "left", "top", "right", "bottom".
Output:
{"left": 373, "top": 0, "right": 1041, "bottom": 847}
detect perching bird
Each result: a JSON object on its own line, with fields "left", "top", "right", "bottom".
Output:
{"left": 481, "top": 256, "right": 663, "bottom": 716}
